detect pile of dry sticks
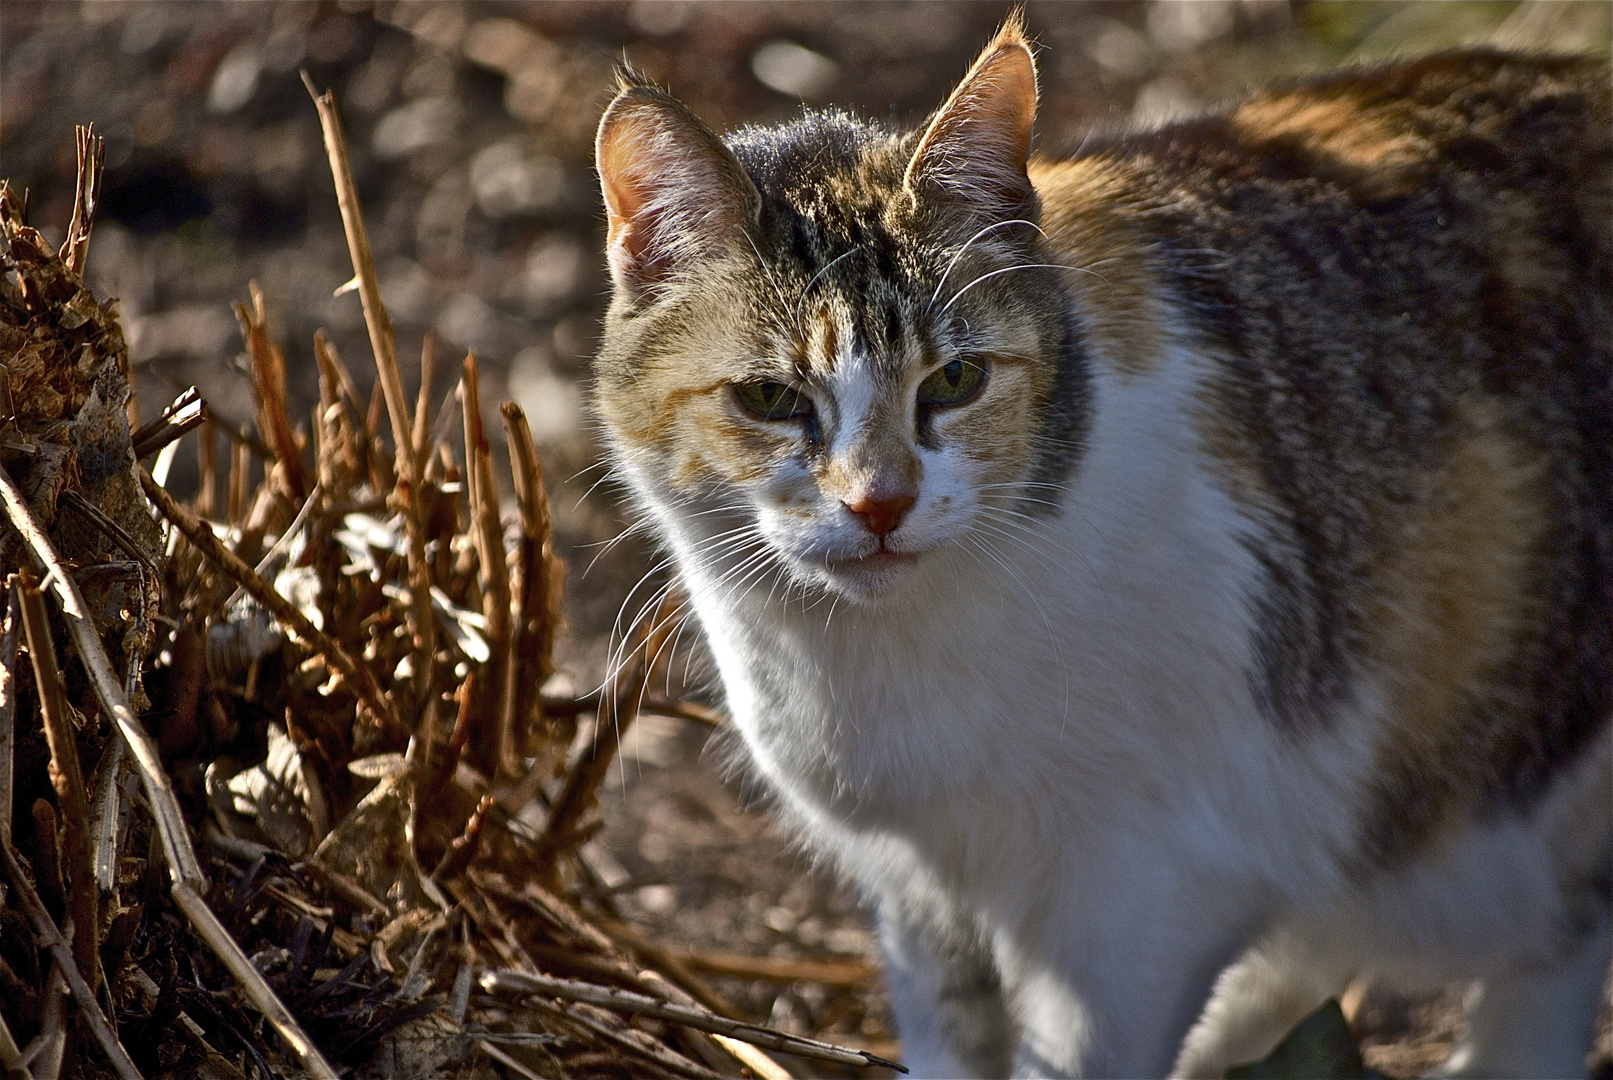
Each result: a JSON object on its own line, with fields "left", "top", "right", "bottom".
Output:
{"left": 0, "top": 84, "right": 902, "bottom": 1079}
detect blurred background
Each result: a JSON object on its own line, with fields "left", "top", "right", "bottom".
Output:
{"left": 3, "top": 2, "right": 1610, "bottom": 1066}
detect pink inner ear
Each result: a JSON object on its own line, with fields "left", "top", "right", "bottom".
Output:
{"left": 596, "top": 95, "right": 757, "bottom": 297}
{"left": 905, "top": 42, "right": 1038, "bottom": 214}
{"left": 597, "top": 109, "right": 678, "bottom": 288}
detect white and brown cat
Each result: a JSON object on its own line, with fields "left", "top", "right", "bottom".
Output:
{"left": 591, "top": 19, "right": 1611, "bottom": 1078}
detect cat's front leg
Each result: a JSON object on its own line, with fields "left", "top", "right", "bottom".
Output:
{"left": 1438, "top": 916, "right": 1611, "bottom": 1080}
{"left": 1009, "top": 942, "right": 1240, "bottom": 1079}
{"left": 1005, "top": 868, "right": 1257, "bottom": 1079}
{"left": 878, "top": 899, "right": 1014, "bottom": 1079}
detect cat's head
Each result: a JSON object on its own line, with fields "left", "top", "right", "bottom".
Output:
{"left": 593, "top": 19, "right": 1088, "bottom": 604}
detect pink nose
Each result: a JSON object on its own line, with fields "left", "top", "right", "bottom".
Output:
{"left": 843, "top": 493, "right": 915, "bottom": 538}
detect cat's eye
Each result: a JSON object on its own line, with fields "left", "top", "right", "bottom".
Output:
{"left": 734, "top": 381, "right": 813, "bottom": 421}
{"left": 917, "top": 356, "right": 987, "bottom": 407}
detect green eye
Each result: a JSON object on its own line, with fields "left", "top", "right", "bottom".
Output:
{"left": 917, "top": 356, "right": 987, "bottom": 406}
{"left": 734, "top": 381, "right": 812, "bottom": 420}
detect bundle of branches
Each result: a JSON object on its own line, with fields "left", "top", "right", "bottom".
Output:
{"left": 0, "top": 106, "right": 903, "bottom": 1080}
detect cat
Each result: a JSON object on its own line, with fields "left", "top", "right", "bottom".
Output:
{"left": 591, "top": 17, "right": 1611, "bottom": 1079}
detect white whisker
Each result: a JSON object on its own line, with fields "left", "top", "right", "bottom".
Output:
{"left": 939, "top": 262, "right": 1111, "bottom": 315}
{"left": 961, "top": 534, "right": 1072, "bottom": 733}
{"left": 796, "top": 245, "right": 867, "bottom": 320}
{"left": 742, "top": 231, "right": 796, "bottom": 327}
{"left": 926, "top": 218, "right": 1047, "bottom": 313}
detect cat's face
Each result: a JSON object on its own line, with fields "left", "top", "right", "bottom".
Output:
{"left": 594, "top": 27, "right": 1086, "bottom": 603}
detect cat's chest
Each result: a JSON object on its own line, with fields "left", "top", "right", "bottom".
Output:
{"left": 691, "top": 518, "right": 1260, "bottom": 837}
{"left": 708, "top": 575, "right": 1054, "bottom": 821}
{"left": 706, "top": 570, "right": 1032, "bottom": 783}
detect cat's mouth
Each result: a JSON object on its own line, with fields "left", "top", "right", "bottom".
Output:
{"left": 826, "top": 540, "right": 918, "bottom": 570}
{"left": 817, "top": 546, "right": 920, "bottom": 596}
{"left": 844, "top": 550, "right": 916, "bottom": 570}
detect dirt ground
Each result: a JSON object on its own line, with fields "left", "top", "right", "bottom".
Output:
{"left": 4, "top": 2, "right": 1611, "bottom": 1076}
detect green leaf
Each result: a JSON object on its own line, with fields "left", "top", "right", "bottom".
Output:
{"left": 1226, "top": 998, "right": 1389, "bottom": 1080}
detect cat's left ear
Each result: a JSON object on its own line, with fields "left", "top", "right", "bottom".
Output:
{"left": 597, "top": 83, "right": 761, "bottom": 301}
{"left": 904, "top": 18, "right": 1038, "bottom": 221}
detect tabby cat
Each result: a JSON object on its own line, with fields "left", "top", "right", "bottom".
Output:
{"left": 591, "top": 19, "right": 1611, "bottom": 1078}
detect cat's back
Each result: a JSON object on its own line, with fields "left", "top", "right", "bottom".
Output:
{"left": 1126, "top": 51, "right": 1610, "bottom": 353}
{"left": 1039, "top": 51, "right": 1611, "bottom": 867}
{"left": 1040, "top": 51, "right": 1611, "bottom": 375}
{"left": 1107, "top": 50, "right": 1609, "bottom": 194}
{"left": 1040, "top": 52, "right": 1611, "bottom": 364}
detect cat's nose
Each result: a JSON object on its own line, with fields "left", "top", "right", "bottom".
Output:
{"left": 843, "top": 492, "right": 915, "bottom": 538}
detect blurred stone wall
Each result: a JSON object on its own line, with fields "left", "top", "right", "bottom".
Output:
{"left": 2, "top": 0, "right": 1606, "bottom": 654}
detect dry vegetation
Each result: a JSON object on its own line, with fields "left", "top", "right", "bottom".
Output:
{"left": 0, "top": 121, "right": 900, "bottom": 1079}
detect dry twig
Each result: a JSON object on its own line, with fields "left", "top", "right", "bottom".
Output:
{"left": 58, "top": 125, "right": 103, "bottom": 279}
{"left": 0, "top": 588, "right": 17, "bottom": 848}
{"left": 17, "top": 571, "right": 98, "bottom": 992}
{"left": 0, "top": 464, "right": 338, "bottom": 1079}
{"left": 235, "top": 283, "right": 310, "bottom": 500}
{"left": 0, "top": 1010, "right": 25, "bottom": 1079}
{"left": 0, "top": 465, "right": 199, "bottom": 888}
{"left": 139, "top": 467, "right": 403, "bottom": 739}
{"left": 0, "top": 839, "right": 139, "bottom": 1080}
{"left": 294, "top": 857, "right": 389, "bottom": 918}
{"left": 130, "top": 386, "right": 205, "bottom": 462}
{"left": 302, "top": 71, "right": 436, "bottom": 700}
{"left": 461, "top": 354, "right": 512, "bottom": 777}
{"left": 499, "top": 401, "right": 562, "bottom": 777}
{"left": 668, "top": 947, "right": 880, "bottom": 991}
{"left": 25, "top": 963, "right": 65, "bottom": 1080}
{"left": 481, "top": 968, "right": 906, "bottom": 1072}
{"left": 59, "top": 490, "right": 160, "bottom": 579}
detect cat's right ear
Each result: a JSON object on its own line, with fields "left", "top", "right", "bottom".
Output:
{"left": 596, "top": 85, "right": 760, "bottom": 301}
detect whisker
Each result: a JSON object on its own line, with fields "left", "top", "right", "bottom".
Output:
{"left": 582, "top": 518, "right": 653, "bottom": 578}
{"left": 692, "top": 533, "right": 779, "bottom": 602}
{"left": 741, "top": 231, "right": 796, "bottom": 328}
{"left": 962, "top": 534, "right": 1072, "bottom": 732}
{"left": 926, "top": 218, "right": 1047, "bottom": 314}
{"left": 795, "top": 245, "right": 867, "bottom": 320}
{"left": 604, "top": 524, "right": 768, "bottom": 674}
{"left": 566, "top": 458, "right": 613, "bottom": 484}
{"left": 823, "top": 591, "right": 843, "bottom": 632}
{"left": 940, "top": 262, "right": 1111, "bottom": 316}
{"left": 709, "top": 551, "right": 785, "bottom": 610}
{"left": 606, "top": 575, "right": 677, "bottom": 688}
{"left": 970, "top": 519, "right": 1067, "bottom": 577}
{"left": 977, "top": 492, "right": 1116, "bottom": 582}
{"left": 979, "top": 502, "right": 1072, "bottom": 534}
{"left": 579, "top": 469, "right": 627, "bottom": 507}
